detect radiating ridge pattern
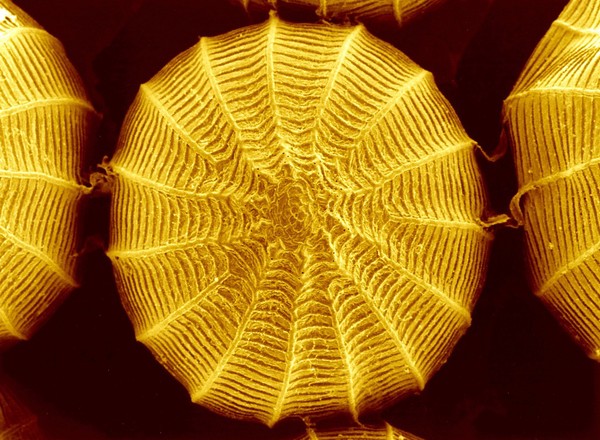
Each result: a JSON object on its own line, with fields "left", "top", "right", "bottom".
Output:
{"left": 504, "top": 0, "right": 600, "bottom": 360}
{"left": 109, "top": 17, "right": 491, "bottom": 425}
{"left": 0, "top": 0, "right": 94, "bottom": 348}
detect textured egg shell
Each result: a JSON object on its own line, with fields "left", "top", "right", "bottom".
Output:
{"left": 504, "top": 0, "right": 600, "bottom": 360}
{"left": 0, "top": 379, "right": 44, "bottom": 439}
{"left": 0, "top": 0, "right": 94, "bottom": 349}
{"left": 109, "top": 16, "right": 491, "bottom": 425}
{"left": 294, "top": 422, "right": 422, "bottom": 439}
{"left": 235, "top": 0, "right": 446, "bottom": 26}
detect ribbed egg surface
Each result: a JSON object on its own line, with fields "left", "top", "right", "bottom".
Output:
{"left": 236, "top": 0, "right": 446, "bottom": 26}
{"left": 109, "top": 16, "right": 491, "bottom": 425}
{"left": 294, "top": 423, "right": 422, "bottom": 440}
{"left": 504, "top": 0, "right": 600, "bottom": 360}
{"left": 0, "top": 0, "right": 94, "bottom": 348}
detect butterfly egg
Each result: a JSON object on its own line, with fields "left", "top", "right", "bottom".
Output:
{"left": 504, "top": 0, "right": 600, "bottom": 360}
{"left": 0, "top": 0, "right": 95, "bottom": 348}
{"left": 235, "top": 0, "right": 446, "bottom": 26}
{"left": 108, "top": 16, "right": 492, "bottom": 425}
{"left": 0, "top": 377, "right": 43, "bottom": 440}
{"left": 295, "top": 422, "right": 422, "bottom": 439}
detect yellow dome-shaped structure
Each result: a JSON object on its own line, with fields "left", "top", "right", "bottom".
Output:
{"left": 0, "top": 0, "right": 95, "bottom": 348}
{"left": 504, "top": 0, "right": 600, "bottom": 360}
{"left": 109, "top": 16, "right": 491, "bottom": 425}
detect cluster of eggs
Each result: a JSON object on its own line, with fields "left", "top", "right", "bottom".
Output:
{"left": 0, "top": 0, "right": 598, "bottom": 438}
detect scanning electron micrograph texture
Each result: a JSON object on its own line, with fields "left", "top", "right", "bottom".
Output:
{"left": 293, "top": 422, "right": 423, "bottom": 439}
{"left": 109, "top": 16, "right": 492, "bottom": 426}
{"left": 504, "top": 0, "right": 600, "bottom": 360}
{"left": 0, "top": 0, "right": 94, "bottom": 349}
{"left": 235, "top": 0, "right": 446, "bottom": 26}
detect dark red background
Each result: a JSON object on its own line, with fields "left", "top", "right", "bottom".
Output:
{"left": 3, "top": 0, "right": 599, "bottom": 438}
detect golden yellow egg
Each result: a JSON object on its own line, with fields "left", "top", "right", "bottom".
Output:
{"left": 0, "top": 0, "right": 95, "bottom": 349}
{"left": 109, "top": 16, "right": 491, "bottom": 425}
{"left": 504, "top": 0, "right": 600, "bottom": 361}
{"left": 236, "top": 0, "right": 446, "bottom": 26}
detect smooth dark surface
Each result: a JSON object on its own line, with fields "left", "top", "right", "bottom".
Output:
{"left": 2, "top": 0, "right": 599, "bottom": 439}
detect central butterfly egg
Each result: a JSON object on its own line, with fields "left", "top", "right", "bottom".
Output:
{"left": 108, "top": 15, "right": 492, "bottom": 426}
